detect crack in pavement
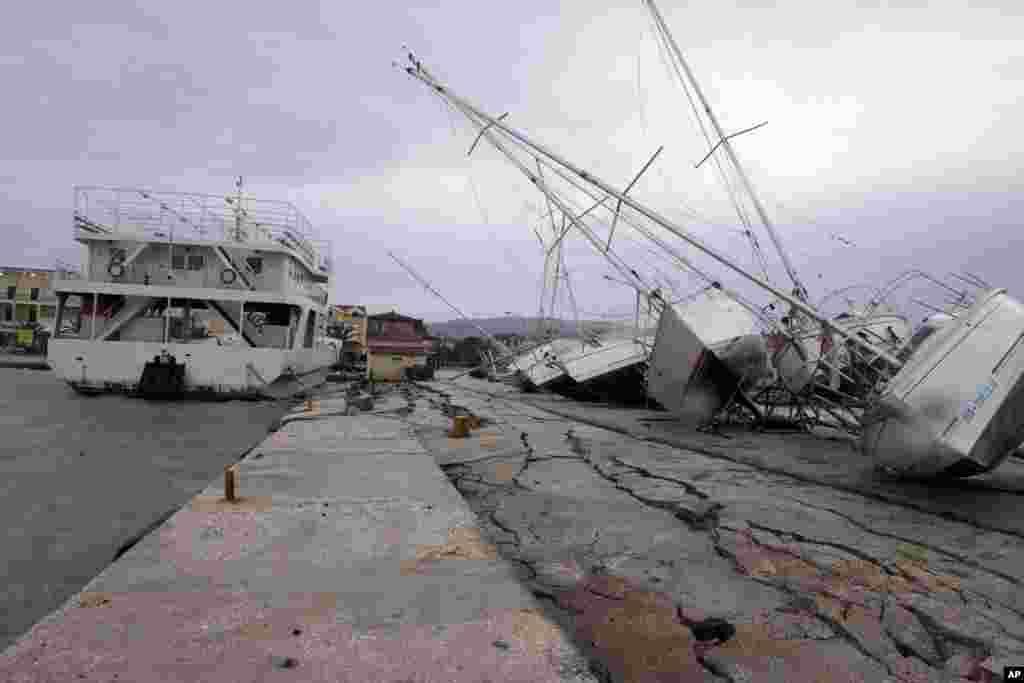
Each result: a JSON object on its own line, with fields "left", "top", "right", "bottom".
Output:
{"left": 744, "top": 520, "right": 895, "bottom": 574}
{"left": 607, "top": 457, "right": 712, "bottom": 501}
{"left": 712, "top": 519, "right": 1024, "bottom": 680}
{"left": 417, "top": 383, "right": 1022, "bottom": 682}
{"left": 449, "top": 380, "right": 1024, "bottom": 542}
{"left": 707, "top": 523, "right": 902, "bottom": 678}
{"left": 774, "top": 492, "right": 1024, "bottom": 591}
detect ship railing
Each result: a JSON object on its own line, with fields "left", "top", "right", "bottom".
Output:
{"left": 73, "top": 186, "right": 331, "bottom": 277}
{"left": 53, "top": 259, "right": 83, "bottom": 284}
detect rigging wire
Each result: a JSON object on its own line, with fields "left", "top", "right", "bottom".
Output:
{"left": 644, "top": 8, "right": 774, "bottom": 287}
{"left": 636, "top": 20, "right": 649, "bottom": 140}
{"left": 644, "top": 11, "right": 765, "bottom": 273}
{"left": 427, "top": 78, "right": 775, "bottom": 331}
{"left": 441, "top": 98, "right": 492, "bottom": 227}
{"left": 525, "top": 165, "right": 775, "bottom": 328}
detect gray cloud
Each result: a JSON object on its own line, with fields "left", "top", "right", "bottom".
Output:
{"left": 3, "top": 1, "right": 1023, "bottom": 323}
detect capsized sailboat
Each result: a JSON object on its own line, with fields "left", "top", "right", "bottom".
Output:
{"left": 863, "top": 289, "right": 1024, "bottom": 477}
{"left": 401, "top": 54, "right": 1024, "bottom": 476}
{"left": 558, "top": 334, "right": 652, "bottom": 403}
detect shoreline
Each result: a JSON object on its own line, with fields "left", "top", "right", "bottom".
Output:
{"left": 0, "top": 353, "right": 49, "bottom": 370}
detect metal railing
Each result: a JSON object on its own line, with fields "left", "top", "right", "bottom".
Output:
{"left": 73, "top": 186, "right": 333, "bottom": 277}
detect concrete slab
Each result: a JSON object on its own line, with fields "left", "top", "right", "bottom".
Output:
{"left": 0, "top": 387, "right": 601, "bottom": 682}
{"left": 422, "top": 375, "right": 1024, "bottom": 683}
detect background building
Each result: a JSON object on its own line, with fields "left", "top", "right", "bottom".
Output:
{"left": 0, "top": 265, "right": 82, "bottom": 352}
{"left": 0, "top": 267, "right": 58, "bottom": 325}
{"left": 366, "top": 311, "right": 433, "bottom": 381}
{"left": 330, "top": 304, "right": 367, "bottom": 367}
{"left": 332, "top": 305, "right": 367, "bottom": 350}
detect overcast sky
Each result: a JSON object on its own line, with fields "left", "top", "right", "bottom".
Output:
{"left": 4, "top": 1, "right": 1023, "bottom": 322}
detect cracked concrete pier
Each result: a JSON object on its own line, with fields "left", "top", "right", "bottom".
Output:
{"left": 414, "top": 372, "right": 1024, "bottom": 682}
{"left": 0, "top": 390, "right": 600, "bottom": 683}
{"left": 4, "top": 373, "right": 1023, "bottom": 682}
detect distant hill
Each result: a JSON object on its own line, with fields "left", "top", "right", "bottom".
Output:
{"left": 425, "top": 316, "right": 645, "bottom": 339}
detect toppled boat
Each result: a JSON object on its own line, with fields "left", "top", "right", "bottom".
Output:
{"left": 646, "top": 287, "right": 772, "bottom": 422}
{"left": 512, "top": 337, "right": 582, "bottom": 391}
{"left": 676, "top": 289, "right": 771, "bottom": 386}
{"left": 402, "top": 51, "right": 1023, "bottom": 477}
{"left": 647, "top": 302, "right": 744, "bottom": 423}
{"left": 862, "top": 289, "right": 1024, "bottom": 477}
{"left": 557, "top": 333, "right": 653, "bottom": 404}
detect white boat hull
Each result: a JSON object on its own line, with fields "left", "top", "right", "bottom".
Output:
{"left": 512, "top": 338, "right": 582, "bottom": 388}
{"left": 862, "top": 289, "right": 1024, "bottom": 477}
{"left": 648, "top": 304, "right": 741, "bottom": 423}
{"left": 563, "top": 336, "right": 650, "bottom": 384}
{"left": 48, "top": 339, "right": 335, "bottom": 399}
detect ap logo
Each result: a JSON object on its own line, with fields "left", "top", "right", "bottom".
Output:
{"left": 1006, "top": 665, "right": 1024, "bottom": 680}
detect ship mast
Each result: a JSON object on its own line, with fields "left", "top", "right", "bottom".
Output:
{"left": 230, "top": 176, "right": 246, "bottom": 242}
{"left": 400, "top": 58, "right": 903, "bottom": 369}
{"left": 643, "top": 0, "right": 809, "bottom": 304}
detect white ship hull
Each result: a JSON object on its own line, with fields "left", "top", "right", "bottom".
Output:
{"left": 862, "top": 289, "right": 1024, "bottom": 477}
{"left": 563, "top": 336, "right": 650, "bottom": 384}
{"left": 512, "top": 338, "right": 582, "bottom": 388}
{"left": 49, "top": 338, "right": 335, "bottom": 400}
{"left": 54, "top": 185, "right": 338, "bottom": 401}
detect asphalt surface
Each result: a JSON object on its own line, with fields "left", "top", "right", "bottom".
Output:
{"left": 414, "top": 373, "right": 1024, "bottom": 682}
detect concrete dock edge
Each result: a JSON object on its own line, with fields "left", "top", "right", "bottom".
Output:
{"left": 0, "top": 391, "right": 602, "bottom": 682}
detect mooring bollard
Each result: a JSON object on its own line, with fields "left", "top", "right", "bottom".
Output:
{"left": 224, "top": 465, "right": 238, "bottom": 502}
{"left": 449, "top": 415, "right": 470, "bottom": 438}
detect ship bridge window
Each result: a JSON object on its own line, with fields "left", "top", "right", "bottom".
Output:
{"left": 244, "top": 302, "right": 291, "bottom": 326}
{"left": 171, "top": 246, "right": 206, "bottom": 271}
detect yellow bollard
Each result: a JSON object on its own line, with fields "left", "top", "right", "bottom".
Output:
{"left": 224, "top": 465, "right": 238, "bottom": 503}
{"left": 449, "top": 415, "right": 470, "bottom": 438}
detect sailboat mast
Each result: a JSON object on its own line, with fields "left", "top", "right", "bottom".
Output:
{"left": 401, "top": 61, "right": 903, "bottom": 369}
{"left": 644, "top": 0, "right": 809, "bottom": 302}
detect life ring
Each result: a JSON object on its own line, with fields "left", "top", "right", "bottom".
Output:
{"left": 220, "top": 268, "right": 238, "bottom": 285}
{"left": 107, "top": 262, "right": 125, "bottom": 278}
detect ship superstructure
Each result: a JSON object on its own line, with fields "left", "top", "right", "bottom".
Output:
{"left": 49, "top": 183, "right": 336, "bottom": 398}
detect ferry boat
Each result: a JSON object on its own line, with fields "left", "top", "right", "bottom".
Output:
{"left": 48, "top": 183, "right": 337, "bottom": 399}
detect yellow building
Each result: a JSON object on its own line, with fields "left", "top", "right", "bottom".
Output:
{"left": 332, "top": 305, "right": 368, "bottom": 353}
{"left": 366, "top": 311, "right": 433, "bottom": 382}
{"left": 0, "top": 267, "right": 59, "bottom": 325}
